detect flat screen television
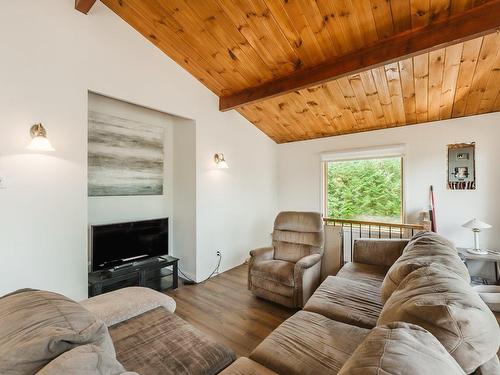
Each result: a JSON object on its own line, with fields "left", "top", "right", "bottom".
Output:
{"left": 90, "top": 218, "right": 168, "bottom": 272}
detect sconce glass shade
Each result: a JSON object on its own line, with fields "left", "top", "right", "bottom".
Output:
{"left": 214, "top": 153, "right": 228, "bottom": 169}
{"left": 27, "top": 123, "right": 55, "bottom": 152}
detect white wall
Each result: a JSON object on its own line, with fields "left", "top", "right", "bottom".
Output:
{"left": 277, "top": 113, "right": 500, "bottom": 255}
{"left": 173, "top": 118, "right": 197, "bottom": 280}
{"left": 0, "top": 0, "right": 277, "bottom": 300}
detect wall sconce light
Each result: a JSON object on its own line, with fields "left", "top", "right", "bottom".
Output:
{"left": 214, "top": 153, "right": 228, "bottom": 169}
{"left": 27, "top": 123, "right": 55, "bottom": 152}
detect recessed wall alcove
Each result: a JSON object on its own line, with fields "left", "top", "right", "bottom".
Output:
{"left": 87, "top": 92, "right": 196, "bottom": 280}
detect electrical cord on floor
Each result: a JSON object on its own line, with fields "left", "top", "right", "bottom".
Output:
{"left": 178, "top": 253, "right": 221, "bottom": 285}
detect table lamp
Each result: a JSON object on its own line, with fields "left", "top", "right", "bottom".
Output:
{"left": 462, "top": 218, "right": 492, "bottom": 255}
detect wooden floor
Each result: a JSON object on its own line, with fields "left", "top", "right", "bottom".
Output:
{"left": 166, "top": 264, "right": 296, "bottom": 357}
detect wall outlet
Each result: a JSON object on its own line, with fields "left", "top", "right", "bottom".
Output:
{"left": 216, "top": 250, "right": 221, "bottom": 257}
{"left": 0, "top": 176, "right": 6, "bottom": 190}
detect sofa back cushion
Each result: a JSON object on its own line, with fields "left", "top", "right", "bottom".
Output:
{"left": 380, "top": 231, "right": 469, "bottom": 302}
{"left": 36, "top": 344, "right": 133, "bottom": 375}
{"left": 338, "top": 322, "right": 465, "bottom": 375}
{"left": 272, "top": 211, "right": 324, "bottom": 263}
{"left": 378, "top": 265, "right": 499, "bottom": 373}
{"left": 0, "top": 289, "right": 115, "bottom": 374}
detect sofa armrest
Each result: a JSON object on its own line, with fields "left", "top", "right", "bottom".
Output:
{"left": 353, "top": 238, "right": 409, "bottom": 267}
{"left": 474, "top": 355, "right": 500, "bottom": 375}
{"left": 249, "top": 246, "right": 274, "bottom": 261}
{"left": 80, "top": 286, "right": 176, "bottom": 327}
{"left": 473, "top": 285, "right": 500, "bottom": 313}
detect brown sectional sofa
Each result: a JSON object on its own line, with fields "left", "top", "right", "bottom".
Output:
{"left": 222, "top": 231, "right": 500, "bottom": 375}
{"left": 0, "top": 286, "right": 235, "bottom": 375}
{"left": 2, "top": 231, "right": 498, "bottom": 374}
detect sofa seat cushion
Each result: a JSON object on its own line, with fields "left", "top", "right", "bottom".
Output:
{"left": 36, "top": 344, "right": 136, "bottom": 375}
{"left": 336, "top": 262, "right": 388, "bottom": 288}
{"left": 219, "top": 358, "right": 279, "bottom": 375}
{"left": 0, "top": 289, "right": 115, "bottom": 375}
{"left": 250, "top": 260, "right": 295, "bottom": 286}
{"left": 381, "top": 231, "right": 470, "bottom": 302}
{"left": 338, "top": 322, "right": 465, "bottom": 375}
{"left": 109, "top": 307, "right": 236, "bottom": 375}
{"left": 250, "top": 310, "right": 370, "bottom": 375}
{"left": 378, "top": 265, "right": 500, "bottom": 374}
{"left": 304, "top": 276, "right": 383, "bottom": 328}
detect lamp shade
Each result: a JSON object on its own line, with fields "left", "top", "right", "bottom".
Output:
{"left": 27, "top": 123, "right": 55, "bottom": 152}
{"left": 27, "top": 136, "right": 55, "bottom": 152}
{"left": 214, "top": 153, "right": 228, "bottom": 169}
{"left": 216, "top": 160, "right": 229, "bottom": 169}
{"left": 462, "top": 218, "right": 492, "bottom": 230}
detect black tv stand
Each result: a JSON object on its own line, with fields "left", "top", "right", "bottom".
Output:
{"left": 88, "top": 255, "right": 178, "bottom": 297}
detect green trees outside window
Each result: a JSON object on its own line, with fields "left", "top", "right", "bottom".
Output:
{"left": 326, "top": 157, "right": 402, "bottom": 223}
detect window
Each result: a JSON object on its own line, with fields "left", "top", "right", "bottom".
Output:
{"left": 324, "top": 156, "right": 403, "bottom": 223}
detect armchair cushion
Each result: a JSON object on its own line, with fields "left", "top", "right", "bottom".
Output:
{"left": 274, "top": 211, "right": 323, "bottom": 232}
{"left": 251, "top": 260, "right": 295, "bottom": 286}
{"left": 273, "top": 240, "right": 318, "bottom": 263}
{"left": 272, "top": 212, "right": 324, "bottom": 263}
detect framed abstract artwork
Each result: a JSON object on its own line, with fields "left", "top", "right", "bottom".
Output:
{"left": 88, "top": 111, "right": 165, "bottom": 196}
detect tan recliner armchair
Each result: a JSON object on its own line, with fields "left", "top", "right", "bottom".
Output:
{"left": 248, "top": 211, "right": 324, "bottom": 308}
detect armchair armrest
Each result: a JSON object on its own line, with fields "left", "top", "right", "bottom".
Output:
{"left": 248, "top": 247, "right": 274, "bottom": 291}
{"left": 294, "top": 253, "right": 323, "bottom": 307}
{"left": 249, "top": 246, "right": 274, "bottom": 261}
{"left": 353, "top": 238, "right": 409, "bottom": 267}
{"left": 295, "top": 253, "right": 322, "bottom": 271}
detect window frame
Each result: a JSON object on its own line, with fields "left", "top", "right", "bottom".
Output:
{"left": 321, "top": 155, "right": 406, "bottom": 224}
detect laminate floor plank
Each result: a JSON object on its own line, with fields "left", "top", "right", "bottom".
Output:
{"left": 166, "top": 264, "right": 296, "bottom": 357}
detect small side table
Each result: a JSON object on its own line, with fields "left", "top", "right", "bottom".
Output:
{"left": 457, "top": 247, "right": 500, "bottom": 285}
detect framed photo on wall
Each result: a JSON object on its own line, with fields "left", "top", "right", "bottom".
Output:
{"left": 447, "top": 142, "right": 476, "bottom": 190}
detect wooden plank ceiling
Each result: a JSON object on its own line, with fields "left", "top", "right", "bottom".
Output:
{"left": 101, "top": 0, "right": 500, "bottom": 143}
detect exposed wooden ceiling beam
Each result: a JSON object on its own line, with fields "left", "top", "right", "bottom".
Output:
{"left": 75, "top": 0, "right": 97, "bottom": 14}
{"left": 219, "top": 0, "right": 500, "bottom": 112}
